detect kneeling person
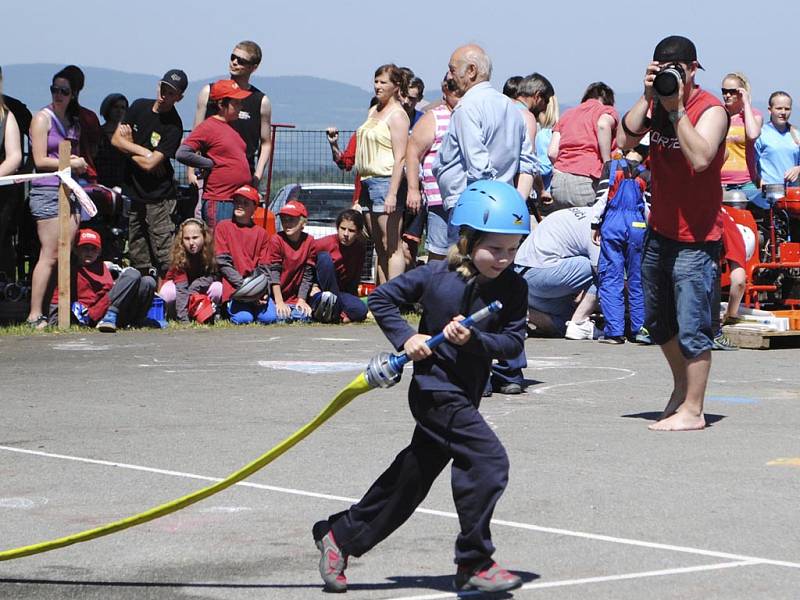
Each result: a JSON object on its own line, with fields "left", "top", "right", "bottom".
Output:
{"left": 215, "top": 185, "right": 272, "bottom": 324}
{"left": 263, "top": 200, "right": 316, "bottom": 323}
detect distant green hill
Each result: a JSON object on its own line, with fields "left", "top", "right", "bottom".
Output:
{"left": 2, "top": 64, "right": 372, "bottom": 131}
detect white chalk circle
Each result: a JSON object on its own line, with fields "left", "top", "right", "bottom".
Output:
{"left": 0, "top": 497, "right": 48, "bottom": 509}
{"left": 258, "top": 360, "right": 365, "bottom": 374}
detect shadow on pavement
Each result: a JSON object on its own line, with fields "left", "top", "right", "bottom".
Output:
{"left": 621, "top": 412, "right": 726, "bottom": 426}
{"left": 0, "top": 569, "right": 541, "bottom": 594}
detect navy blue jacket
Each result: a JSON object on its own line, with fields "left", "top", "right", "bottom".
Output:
{"left": 368, "top": 260, "right": 527, "bottom": 402}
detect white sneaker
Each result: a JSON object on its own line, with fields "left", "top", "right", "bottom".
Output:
{"left": 564, "top": 319, "right": 595, "bottom": 340}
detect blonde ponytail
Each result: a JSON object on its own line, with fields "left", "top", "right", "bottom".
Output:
{"left": 446, "top": 228, "right": 482, "bottom": 280}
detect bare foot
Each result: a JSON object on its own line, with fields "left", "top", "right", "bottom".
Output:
{"left": 648, "top": 410, "right": 706, "bottom": 431}
{"left": 658, "top": 391, "right": 685, "bottom": 420}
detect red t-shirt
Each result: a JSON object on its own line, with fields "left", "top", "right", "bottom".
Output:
{"left": 266, "top": 231, "right": 316, "bottom": 304}
{"left": 553, "top": 99, "right": 619, "bottom": 179}
{"left": 214, "top": 219, "right": 270, "bottom": 301}
{"left": 648, "top": 87, "right": 727, "bottom": 243}
{"left": 51, "top": 259, "right": 114, "bottom": 322}
{"left": 314, "top": 233, "right": 365, "bottom": 293}
{"left": 183, "top": 117, "right": 251, "bottom": 200}
{"left": 720, "top": 209, "right": 746, "bottom": 266}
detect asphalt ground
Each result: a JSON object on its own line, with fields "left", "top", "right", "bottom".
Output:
{"left": 0, "top": 324, "right": 798, "bottom": 599}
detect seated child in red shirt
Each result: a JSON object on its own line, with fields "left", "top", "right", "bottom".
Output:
{"left": 261, "top": 199, "right": 316, "bottom": 323}
{"left": 214, "top": 185, "right": 273, "bottom": 324}
{"left": 311, "top": 208, "right": 368, "bottom": 323}
{"left": 49, "top": 229, "right": 156, "bottom": 332}
{"left": 159, "top": 218, "right": 222, "bottom": 323}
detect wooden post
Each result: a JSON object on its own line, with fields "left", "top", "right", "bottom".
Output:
{"left": 57, "top": 140, "right": 72, "bottom": 330}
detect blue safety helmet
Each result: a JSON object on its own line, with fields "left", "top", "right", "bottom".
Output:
{"left": 450, "top": 180, "right": 530, "bottom": 234}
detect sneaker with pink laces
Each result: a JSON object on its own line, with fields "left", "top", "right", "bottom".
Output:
{"left": 312, "top": 520, "right": 348, "bottom": 593}
{"left": 454, "top": 560, "right": 522, "bottom": 593}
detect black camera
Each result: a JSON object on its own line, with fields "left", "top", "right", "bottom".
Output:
{"left": 653, "top": 63, "right": 686, "bottom": 97}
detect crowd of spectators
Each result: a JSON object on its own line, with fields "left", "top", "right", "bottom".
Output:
{"left": 0, "top": 39, "right": 798, "bottom": 355}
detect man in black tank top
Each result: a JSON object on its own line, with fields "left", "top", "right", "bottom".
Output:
{"left": 191, "top": 41, "right": 272, "bottom": 186}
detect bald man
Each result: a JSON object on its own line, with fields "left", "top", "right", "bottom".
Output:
{"left": 433, "top": 44, "right": 537, "bottom": 209}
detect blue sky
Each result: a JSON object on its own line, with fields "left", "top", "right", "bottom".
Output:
{"left": 3, "top": 0, "right": 798, "bottom": 108}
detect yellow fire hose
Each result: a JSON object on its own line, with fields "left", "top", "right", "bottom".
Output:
{"left": 0, "top": 373, "right": 372, "bottom": 561}
{"left": 0, "top": 301, "right": 501, "bottom": 562}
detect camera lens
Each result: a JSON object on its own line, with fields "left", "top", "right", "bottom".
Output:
{"left": 654, "top": 69, "right": 680, "bottom": 97}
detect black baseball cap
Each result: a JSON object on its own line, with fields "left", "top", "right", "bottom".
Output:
{"left": 160, "top": 69, "right": 188, "bottom": 93}
{"left": 653, "top": 35, "right": 704, "bottom": 70}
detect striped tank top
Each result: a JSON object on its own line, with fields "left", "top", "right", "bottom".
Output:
{"left": 421, "top": 105, "right": 452, "bottom": 207}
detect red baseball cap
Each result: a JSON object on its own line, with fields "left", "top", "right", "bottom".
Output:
{"left": 209, "top": 79, "right": 252, "bottom": 101}
{"left": 232, "top": 184, "right": 261, "bottom": 204}
{"left": 77, "top": 229, "right": 101, "bottom": 249}
{"left": 278, "top": 200, "right": 308, "bottom": 218}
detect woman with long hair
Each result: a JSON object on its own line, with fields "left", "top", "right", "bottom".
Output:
{"left": 536, "top": 94, "right": 560, "bottom": 193}
{"left": 720, "top": 72, "right": 763, "bottom": 192}
{"left": 159, "top": 218, "right": 221, "bottom": 323}
{"left": 26, "top": 67, "right": 88, "bottom": 328}
{"left": 355, "top": 63, "right": 410, "bottom": 283}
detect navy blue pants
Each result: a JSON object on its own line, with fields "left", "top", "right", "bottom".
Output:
{"left": 328, "top": 380, "right": 509, "bottom": 566}
{"left": 311, "top": 251, "right": 368, "bottom": 322}
{"left": 49, "top": 269, "right": 155, "bottom": 327}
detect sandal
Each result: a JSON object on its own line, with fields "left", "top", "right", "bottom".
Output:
{"left": 25, "top": 315, "right": 48, "bottom": 330}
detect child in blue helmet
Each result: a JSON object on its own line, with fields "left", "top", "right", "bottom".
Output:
{"left": 311, "top": 180, "right": 529, "bottom": 594}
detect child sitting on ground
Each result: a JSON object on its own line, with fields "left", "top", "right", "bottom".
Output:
{"left": 311, "top": 208, "right": 369, "bottom": 323}
{"left": 159, "top": 218, "right": 222, "bottom": 324}
{"left": 214, "top": 185, "right": 273, "bottom": 324}
{"left": 262, "top": 199, "right": 316, "bottom": 323}
{"left": 49, "top": 228, "right": 156, "bottom": 332}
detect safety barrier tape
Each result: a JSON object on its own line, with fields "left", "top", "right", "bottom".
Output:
{"left": 0, "top": 169, "right": 97, "bottom": 217}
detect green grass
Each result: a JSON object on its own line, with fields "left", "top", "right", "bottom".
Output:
{"left": 0, "top": 312, "right": 419, "bottom": 338}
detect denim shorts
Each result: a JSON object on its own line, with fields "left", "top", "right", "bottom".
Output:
{"left": 641, "top": 231, "right": 720, "bottom": 358}
{"left": 360, "top": 176, "right": 405, "bottom": 214}
{"left": 29, "top": 186, "right": 79, "bottom": 221}
{"left": 426, "top": 205, "right": 460, "bottom": 255}
{"left": 521, "top": 256, "right": 597, "bottom": 333}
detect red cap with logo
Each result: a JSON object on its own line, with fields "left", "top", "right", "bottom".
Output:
{"left": 77, "top": 229, "right": 102, "bottom": 249}
{"left": 278, "top": 200, "right": 308, "bottom": 218}
{"left": 209, "top": 79, "right": 252, "bottom": 101}
{"left": 233, "top": 184, "right": 261, "bottom": 204}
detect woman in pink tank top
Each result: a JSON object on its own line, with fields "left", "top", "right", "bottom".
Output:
{"left": 405, "top": 75, "right": 463, "bottom": 260}
{"left": 26, "top": 68, "right": 89, "bottom": 328}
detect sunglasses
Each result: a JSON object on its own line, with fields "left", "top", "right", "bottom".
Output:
{"left": 721, "top": 88, "right": 740, "bottom": 96}
{"left": 230, "top": 53, "right": 257, "bottom": 67}
{"left": 49, "top": 85, "right": 71, "bottom": 96}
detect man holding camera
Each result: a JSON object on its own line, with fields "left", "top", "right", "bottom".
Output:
{"left": 618, "top": 35, "right": 729, "bottom": 431}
